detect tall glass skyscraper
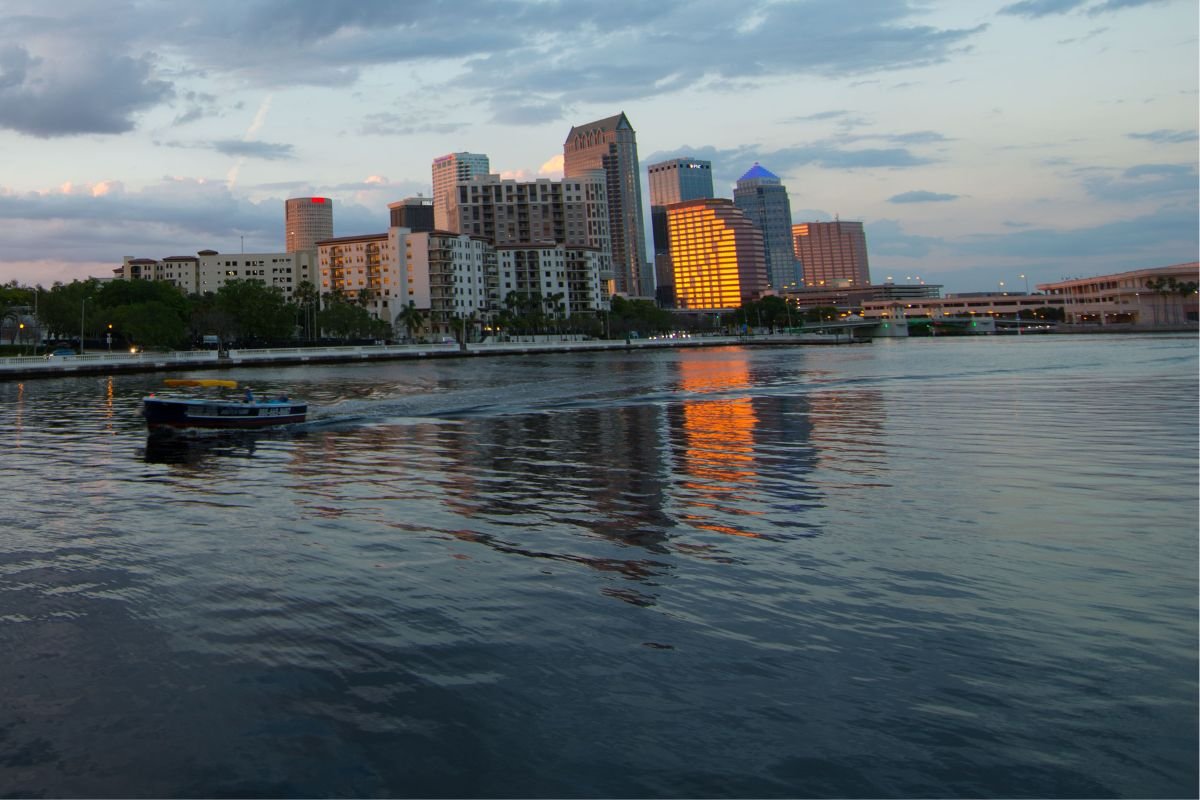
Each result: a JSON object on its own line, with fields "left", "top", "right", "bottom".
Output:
{"left": 733, "top": 163, "right": 799, "bottom": 290}
{"left": 564, "top": 112, "right": 649, "bottom": 298}
{"left": 431, "top": 152, "right": 490, "bottom": 231}
{"left": 647, "top": 158, "right": 713, "bottom": 306}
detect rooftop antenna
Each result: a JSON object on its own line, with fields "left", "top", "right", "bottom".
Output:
{"left": 241, "top": 235, "right": 244, "bottom": 253}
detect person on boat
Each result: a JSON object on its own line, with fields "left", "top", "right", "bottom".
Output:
{"left": 244, "top": 388, "right": 254, "bottom": 403}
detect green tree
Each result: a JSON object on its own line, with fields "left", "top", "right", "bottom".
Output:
{"left": 396, "top": 300, "right": 427, "bottom": 342}
{"left": 215, "top": 279, "right": 294, "bottom": 343}
{"left": 318, "top": 293, "right": 385, "bottom": 340}
{"left": 95, "top": 279, "right": 190, "bottom": 349}
{"left": 293, "top": 280, "right": 320, "bottom": 341}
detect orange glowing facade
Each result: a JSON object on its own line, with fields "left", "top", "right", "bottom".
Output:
{"left": 666, "top": 198, "right": 769, "bottom": 310}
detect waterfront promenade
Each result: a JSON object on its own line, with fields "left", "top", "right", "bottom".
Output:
{"left": 0, "top": 331, "right": 865, "bottom": 380}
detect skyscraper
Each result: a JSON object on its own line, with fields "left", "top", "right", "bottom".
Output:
{"left": 666, "top": 198, "right": 769, "bottom": 311}
{"left": 432, "top": 152, "right": 489, "bottom": 231}
{"left": 564, "top": 112, "right": 649, "bottom": 297}
{"left": 792, "top": 220, "right": 871, "bottom": 288}
{"left": 647, "top": 158, "right": 713, "bottom": 306}
{"left": 285, "top": 197, "right": 333, "bottom": 253}
{"left": 734, "top": 163, "right": 799, "bottom": 290}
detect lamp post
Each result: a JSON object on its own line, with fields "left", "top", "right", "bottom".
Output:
{"left": 80, "top": 298, "right": 86, "bottom": 354}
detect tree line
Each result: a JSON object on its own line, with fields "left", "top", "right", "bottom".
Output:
{"left": 2, "top": 276, "right": 872, "bottom": 353}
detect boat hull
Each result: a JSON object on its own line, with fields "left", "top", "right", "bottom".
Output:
{"left": 143, "top": 397, "right": 307, "bottom": 430}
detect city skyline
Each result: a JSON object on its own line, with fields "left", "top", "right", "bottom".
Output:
{"left": 0, "top": 0, "right": 1195, "bottom": 294}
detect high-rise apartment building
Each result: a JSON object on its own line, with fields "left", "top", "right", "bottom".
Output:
{"left": 647, "top": 158, "right": 714, "bottom": 306}
{"left": 734, "top": 164, "right": 799, "bottom": 290}
{"left": 442, "top": 173, "right": 611, "bottom": 272}
{"left": 389, "top": 197, "right": 434, "bottom": 232}
{"left": 792, "top": 220, "right": 871, "bottom": 288}
{"left": 285, "top": 197, "right": 333, "bottom": 253}
{"left": 563, "top": 112, "right": 649, "bottom": 298}
{"left": 496, "top": 244, "right": 609, "bottom": 320}
{"left": 432, "top": 152, "right": 489, "bottom": 231}
{"left": 666, "top": 198, "right": 769, "bottom": 311}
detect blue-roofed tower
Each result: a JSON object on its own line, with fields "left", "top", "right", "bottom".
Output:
{"left": 734, "top": 163, "right": 800, "bottom": 290}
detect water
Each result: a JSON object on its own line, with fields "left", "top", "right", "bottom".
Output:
{"left": 1, "top": 335, "right": 1196, "bottom": 798}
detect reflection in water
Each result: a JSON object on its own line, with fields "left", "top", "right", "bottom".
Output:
{"left": 142, "top": 432, "right": 261, "bottom": 465}
{"left": 674, "top": 355, "right": 759, "bottom": 539}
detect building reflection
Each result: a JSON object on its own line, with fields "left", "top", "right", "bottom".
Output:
{"left": 667, "top": 354, "right": 819, "bottom": 540}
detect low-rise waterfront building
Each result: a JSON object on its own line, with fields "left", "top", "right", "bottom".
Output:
{"left": 117, "top": 250, "right": 317, "bottom": 300}
{"left": 1037, "top": 262, "right": 1198, "bottom": 326}
{"left": 860, "top": 292, "right": 1063, "bottom": 322}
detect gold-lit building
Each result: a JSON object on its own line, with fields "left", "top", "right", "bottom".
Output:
{"left": 666, "top": 198, "right": 769, "bottom": 311}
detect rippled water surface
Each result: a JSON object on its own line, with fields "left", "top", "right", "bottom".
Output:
{"left": 1, "top": 335, "right": 1196, "bottom": 798}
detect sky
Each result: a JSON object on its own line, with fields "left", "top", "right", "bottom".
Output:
{"left": 0, "top": 0, "right": 1196, "bottom": 294}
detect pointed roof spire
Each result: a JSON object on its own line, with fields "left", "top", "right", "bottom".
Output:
{"left": 737, "top": 162, "right": 780, "bottom": 183}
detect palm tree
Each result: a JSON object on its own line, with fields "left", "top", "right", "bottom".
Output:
{"left": 396, "top": 300, "right": 427, "bottom": 342}
{"left": 544, "top": 291, "right": 566, "bottom": 334}
{"left": 293, "top": 280, "right": 320, "bottom": 340}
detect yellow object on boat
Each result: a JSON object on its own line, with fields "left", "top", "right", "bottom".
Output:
{"left": 163, "top": 379, "right": 238, "bottom": 389}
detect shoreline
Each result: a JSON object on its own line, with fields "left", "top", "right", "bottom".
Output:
{"left": 0, "top": 332, "right": 868, "bottom": 380}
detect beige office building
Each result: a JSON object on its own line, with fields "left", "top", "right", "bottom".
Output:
{"left": 564, "top": 112, "right": 648, "bottom": 297}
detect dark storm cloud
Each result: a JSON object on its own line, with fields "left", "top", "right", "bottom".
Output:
{"left": 888, "top": 190, "right": 960, "bottom": 203}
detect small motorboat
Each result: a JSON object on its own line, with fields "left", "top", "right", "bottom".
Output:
{"left": 142, "top": 378, "right": 307, "bottom": 431}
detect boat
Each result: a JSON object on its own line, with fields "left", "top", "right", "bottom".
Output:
{"left": 142, "top": 378, "right": 307, "bottom": 431}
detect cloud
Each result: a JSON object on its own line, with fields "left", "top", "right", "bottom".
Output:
{"left": 0, "top": 174, "right": 397, "bottom": 277}
{"left": 359, "top": 113, "right": 468, "bottom": 136}
{"left": 1128, "top": 129, "right": 1199, "bottom": 144}
{"left": 999, "top": 0, "right": 1090, "bottom": 17}
{"left": 646, "top": 139, "right": 939, "bottom": 191}
{"left": 0, "top": 2, "right": 990, "bottom": 135}
{"left": 0, "top": 44, "right": 171, "bottom": 137}
{"left": 888, "top": 190, "right": 960, "bottom": 203}
{"left": 212, "top": 140, "right": 295, "bottom": 160}
{"left": 1079, "top": 162, "right": 1198, "bottom": 202}
{"left": 538, "top": 154, "right": 565, "bottom": 179}
{"left": 1000, "top": 0, "right": 1174, "bottom": 16}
